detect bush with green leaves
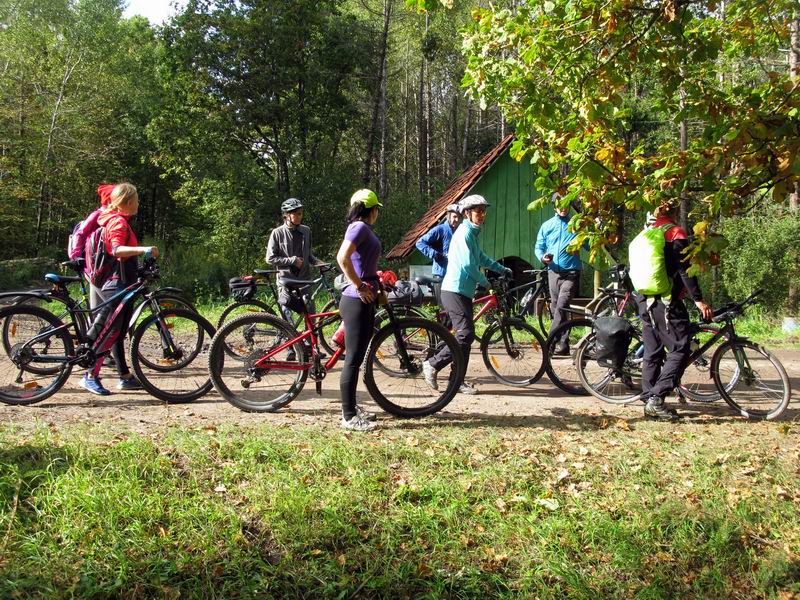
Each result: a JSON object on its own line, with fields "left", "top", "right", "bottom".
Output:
{"left": 720, "top": 207, "right": 800, "bottom": 315}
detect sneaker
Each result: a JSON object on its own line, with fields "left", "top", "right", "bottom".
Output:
{"left": 356, "top": 405, "right": 377, "bottom": 422}
{"left": 117, "top": 376, "right": 142, "bottom": 391}
{"left": 341, "top": 414, "right": 377, "bottom": 432}
{"left": 552, "top": 345, "right": 570, "bottom": 357}
{"left": 422, "top": 360, "right": 438, "bottom": 391}
{"left": 80, "top": 374, "right": 111, "bottom": 396}
{"left": 644, "top": 396, "right": 680, "bottom": 421}
{"left": 458, "top": 381, "right": 478, "bottom": 395}
{"left": 286, "top": 350, "right": 297, "bottom": 362}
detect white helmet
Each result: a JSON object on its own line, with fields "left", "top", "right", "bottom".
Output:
{"left": 445, "top": 203, "right": 461, "bottom": 214}
{"left": 459, "top": 194, "right": 490, "bottom": 211}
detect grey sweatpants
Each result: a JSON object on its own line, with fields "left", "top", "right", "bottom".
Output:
{"left": 548, "top": 270, "right": 580, "bottom": 347}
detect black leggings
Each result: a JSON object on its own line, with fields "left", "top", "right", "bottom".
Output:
{"left": 339, "top": 295, "right": 376, "bottom": 420}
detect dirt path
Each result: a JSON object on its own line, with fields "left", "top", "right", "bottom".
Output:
{"left": 2, "top": 349, "right": 798, "bottom": 435}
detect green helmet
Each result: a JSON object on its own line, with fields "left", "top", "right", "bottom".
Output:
{"left": 350, "top": 189, "right": 382, "bottom": 208}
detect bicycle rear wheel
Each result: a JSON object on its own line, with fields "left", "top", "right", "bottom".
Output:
{"left": 364, "top": 317, "right": 462, "bottom": 417}
{"left": 208, "top": 313, "right": 308, "bottom": 412}
{"left": 481, "top": 318, "right": 546, "bottom": 386}
{"left": 129, "top": 309, "right": 215, "bottom": 403}
{"left": 544, "top": 318, "right": 592, "bottom": 395}
{"left": 0, "top": 305, "right": 73, "bottom": 405}
{"left": 712, "top": 341, "right": 791, "bottom": 420}
{"left": 575, "top": 331, "right": 643, "bottom": 404}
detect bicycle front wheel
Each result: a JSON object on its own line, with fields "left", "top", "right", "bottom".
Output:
{"left": 679, "top": 324, "right": 730, "bottom": 403}
{"left": 712, "top": 341, "right": 791, "bottom": 420}
{"left": 575, "top": 331, "right": 643, "bottom": 404}
{"left": 208, "top": 313, "right": 308, "bottom": 412}
{"left": 364, "top": 317, "right": 462, "bottom": 417}
{"left": 481, "top": 318, "right": 546, "bottom": 386}
{"left": 130, "top": 309, "right": 215, "bottom": 403}
{"left": 0, "top": 305, "right": 73, "bottom": 405}
{"left": 544, "top": 318, "right": 592, "bottom": 395}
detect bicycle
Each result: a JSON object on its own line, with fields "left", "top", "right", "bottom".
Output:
{"left": 1, "top": 258, "right": 195, "bottom": 359}
{"left": 217, "top": 263, "right": 343, "bottom": 356}
{"left": 0, "top": 258, "right": 215, "bottom": 405}
{"left": 544, "top": 262, "right": 730, "bottom": 402}
{"left": 207, "top": 286, "right": 464, "bottom": 417}
{"left": 575, "top": 290, "right": 791, "bottom": 420}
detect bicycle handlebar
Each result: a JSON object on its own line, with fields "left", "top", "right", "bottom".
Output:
{"left": 709, "top": 289, "right": 763, "bottom": 323}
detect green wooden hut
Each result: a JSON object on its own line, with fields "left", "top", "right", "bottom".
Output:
{"left": 387, "top": 135, "right": 590, "bottom": 296}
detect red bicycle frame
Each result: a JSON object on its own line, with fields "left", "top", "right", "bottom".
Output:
{"left": 252, "top": 308, "right": 344, "bottom": 372}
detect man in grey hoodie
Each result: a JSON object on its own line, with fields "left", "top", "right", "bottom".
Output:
{"left": 266, "top": 198, "right": 324, "bottom": 327}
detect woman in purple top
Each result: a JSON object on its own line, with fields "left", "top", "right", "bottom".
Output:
{"left": 335, "top": 189, "right": 383, "bottom": 432}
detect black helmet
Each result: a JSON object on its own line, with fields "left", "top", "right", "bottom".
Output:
{"left": 281, "top": 197, "right": 304, "bottom": 213}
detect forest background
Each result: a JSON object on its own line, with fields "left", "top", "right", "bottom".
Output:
{"left": 0, "top": 0, "right": 798, "bottom": 315}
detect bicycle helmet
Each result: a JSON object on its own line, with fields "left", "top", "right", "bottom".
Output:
{"left": 459, "top": 194, "right": 490, "bottom": 211}
{"left": 445, "top": 203, "right": 461, "bottom": 214}
{"left": 281, "top": 197, "right": 304, "bottom": 213}
{"left": 350, "top": 188, "right": 382, "bottom": 208}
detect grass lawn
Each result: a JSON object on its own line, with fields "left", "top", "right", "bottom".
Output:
{"left": 1, "top": 419, "right": 798, "bottom": 598}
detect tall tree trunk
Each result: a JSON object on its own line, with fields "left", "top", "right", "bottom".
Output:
{"left": 362, "top": 0, "right": 392, "bottom": 187}
{"left": 461, "top": 98, "right": 471, "bottom": 169}
{"left": 378, "top": 16, "right": 389, "bottom": 199}
{"left": 449, "top": 93, "right": 458, "bottom": 178}
{"left": 418, "top": 59, "right": 428, "bottom": 202}
{"left": 678, "top": 76, "right": 689, "bottom": 232}
{"left": 788, "top": 13, "right": 799, "bottom": 313}
{"left": 426, "top": 62, "right": 433, "bottom": 198}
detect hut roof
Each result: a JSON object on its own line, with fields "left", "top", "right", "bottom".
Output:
{"left": 386, "top": 134, "right": 514, "bottom": 260}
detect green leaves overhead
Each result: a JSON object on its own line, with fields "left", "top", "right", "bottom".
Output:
{"left": 460, "top": 0, "right": 800, "bottom": 266}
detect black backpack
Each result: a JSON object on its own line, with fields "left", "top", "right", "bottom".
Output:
{"left": 387, "top": 280, "right": 423, "bottom": 306}
{"left": 229, "top": 277, "right": 256, "bottom": 301}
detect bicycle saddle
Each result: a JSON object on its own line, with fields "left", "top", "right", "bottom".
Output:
{"left": 316, "top": 263, "right": 334, "bottom": 273}
{"left": 44, "top": 273, "right": 82, "bottom": 284}
{"left": 253, "top": 268, "right": 279, "bottom": 276}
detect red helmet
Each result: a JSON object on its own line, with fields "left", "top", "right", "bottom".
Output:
{"left": 377, "top": 270, "right": 398, "bottom": 288}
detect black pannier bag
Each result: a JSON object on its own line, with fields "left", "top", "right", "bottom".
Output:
{"left": 229, "top": 277, "right": 256, "bottom": 302}
{"left": 387, "top": 280, "right": 423, "bottom": 306}
{"left": 592, "top": 315, "right": 635, "bottom": 368}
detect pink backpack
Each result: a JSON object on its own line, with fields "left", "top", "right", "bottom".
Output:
{"left": 67, "top": 208, "right": 102, "bottom": 261}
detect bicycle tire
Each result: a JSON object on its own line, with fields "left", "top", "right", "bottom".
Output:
{"left": 575, "top": 330, "right": 644, "bottom": 404}
{"left": 208, "top": 312, "right": 308, "bottom": 412}
{"left": 363, "top": 317, "right": 462, "bottom": 417}
{"left": 0, "top": 305, "right": 74, "bottom": 405}
{"left": 544, "top": 318, "right": 592, "bottom": 395}
{"left": 129, "top": 309, "right": 215, "bottom": 403}
{"left": 481, "top": 317, "right": 546, "bottom": 386}
{"left": 711, "top": 340, "right": 791, "bottom": 420}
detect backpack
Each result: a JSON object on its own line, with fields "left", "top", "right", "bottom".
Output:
{"left": 84, "top": 226, "right": 115, "bottom": 286}
{"left": 229, "top": 276, "right": 256, "bottom": 301}
{"left": 67, "top": 209, "right": 102, "bottom": 261}
{"left": 628, "top": 223, "right": 673, "bottom": 296}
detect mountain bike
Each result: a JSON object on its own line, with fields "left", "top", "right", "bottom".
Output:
{"left": 0, "top": 258, "right": 215, "bottom": 405}
{"left": 1, "top": 258, "right": 195, "bottom": 358}
{"left": 217, "top": 263, "right": 343, "bottom": 356}
{"left": 574, "top": 290, "right": 791, "bottom": 420}
{"left": 207, "top": 287, "right": 464, "bottom": 417}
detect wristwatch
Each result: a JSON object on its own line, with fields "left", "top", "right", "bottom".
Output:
{"left": 357, "top": 281, "right": 367, "bottom": 291}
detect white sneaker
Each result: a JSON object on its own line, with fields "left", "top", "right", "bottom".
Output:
{"left": 458, "top": 381, "right": 478, "bottom": 395}
{"left": 356, "top": 405, "right": 377, "bottom": 422}
{"left": 341, "top": 414, "right": 377, "bottom": 432}
{"left": 422, "top": 360, "right": 438, "bottom": 391}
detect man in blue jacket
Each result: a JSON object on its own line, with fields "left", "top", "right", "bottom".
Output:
{"left": 422, "top": 195, "right": 511, "bottom": 395}
{"left": 534, "top": 194, "right": 584, "bottom": 355}
{"left": 415, "top": 203, "right": 461, "bottom": 309}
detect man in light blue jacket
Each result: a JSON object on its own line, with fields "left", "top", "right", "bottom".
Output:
{"left": 422, "top": 194, "right": 511, "bottom": 395}
{"left": 534, "top": 193, "right": 585, "bottom": 354}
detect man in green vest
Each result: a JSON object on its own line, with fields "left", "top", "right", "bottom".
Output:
{"left": 629, "top": 203, "right": 713, "bottom": 420}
